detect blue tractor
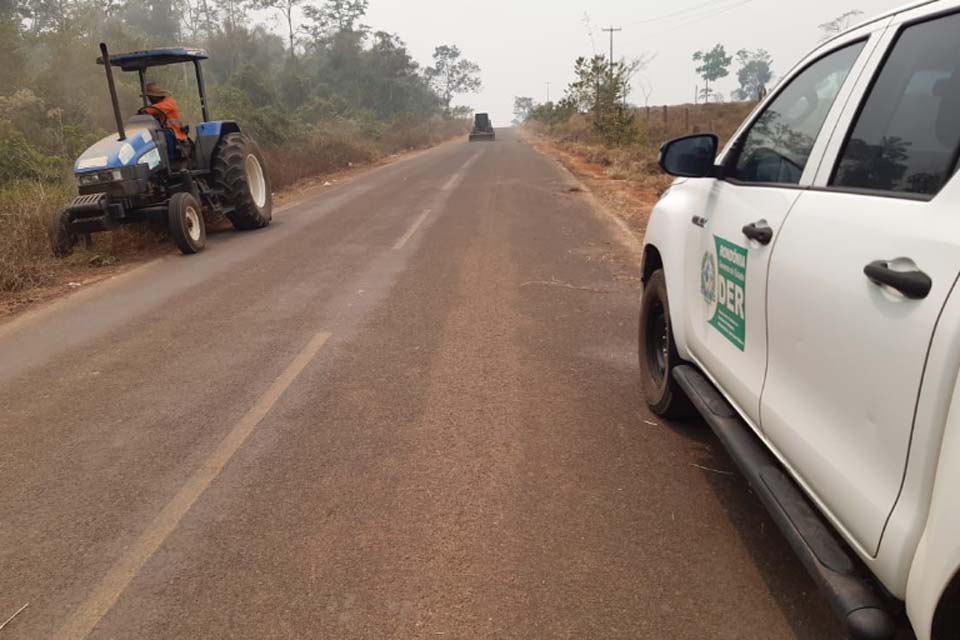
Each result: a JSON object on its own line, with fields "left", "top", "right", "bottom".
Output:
{"left": 51, "top": 43, "right": 272, "bottom": 256}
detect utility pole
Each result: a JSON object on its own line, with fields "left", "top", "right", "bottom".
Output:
{"left": 602, "top": 26, "right": 622, "bottom": 66}
{"left": 602, "top": 26, "right": 623, "bottom": 104}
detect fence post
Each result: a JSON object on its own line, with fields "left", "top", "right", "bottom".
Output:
{"left": 662, "top": 105, "right": 668, "bottom": 125}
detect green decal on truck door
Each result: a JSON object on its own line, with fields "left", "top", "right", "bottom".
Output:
{"left": 706, "top": 236, "right": 747, "bottom": 350}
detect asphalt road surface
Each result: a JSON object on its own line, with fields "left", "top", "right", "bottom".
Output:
{"left": 0, "top": 129, "right": 844, "bottom": 639}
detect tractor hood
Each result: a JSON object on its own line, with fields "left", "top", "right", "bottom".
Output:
{"left": 74, "top": 124, "right": 161, "bottom": 174}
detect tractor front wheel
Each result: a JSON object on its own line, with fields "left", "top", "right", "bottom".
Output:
{"left": 168, "top": 192, "right": 206, "bottom": 254}
{"left": 213, "top": 133, "right": 272, "bottom": 231}
{"left": 48, "top": 209, "right": 78, "bottom": 257}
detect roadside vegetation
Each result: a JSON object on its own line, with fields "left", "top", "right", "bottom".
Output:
{"left": 517, "top": 10, "right": 863, "bottom": 230}
{"left": 1, "top": 0, "right": 478, "bottom": 302}
{"left": 514, "top": 35, "right": 776, "bottom": 234}
{"left": 517, "top": 58, "right": 754, "bottom": 231}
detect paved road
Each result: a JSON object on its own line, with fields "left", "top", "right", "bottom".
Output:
{"left": 0, "top": 129, "right": 842, "bottom": 639}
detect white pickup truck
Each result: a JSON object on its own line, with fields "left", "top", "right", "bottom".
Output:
{"left": 639, "top": 2, "right": 960, "bottom": 638}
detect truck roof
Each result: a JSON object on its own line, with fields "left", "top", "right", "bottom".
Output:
{"left": 830, "top": 0, "right": 939, "bottom": 43}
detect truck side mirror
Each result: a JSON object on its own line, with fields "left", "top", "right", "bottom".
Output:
{"left": 659, "top": 134, "right": 719, "bottom": 178}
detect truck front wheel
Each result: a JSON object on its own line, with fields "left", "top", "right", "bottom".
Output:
{"left": 639, "top": 269, "right": 693, "bottom": 418}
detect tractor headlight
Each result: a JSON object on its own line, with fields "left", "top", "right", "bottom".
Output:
{"left": 77, "top": 169, "right": 122, "bottom": 186}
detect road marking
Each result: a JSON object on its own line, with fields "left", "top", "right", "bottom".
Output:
{"left": 393, "top": 209, "right": 432, "bottom": 250}
{"left": 441, "top": 153, "right": 481, "bottom": 191}
{"left": 53, "top": 331, "right": 332, "bottom": 640}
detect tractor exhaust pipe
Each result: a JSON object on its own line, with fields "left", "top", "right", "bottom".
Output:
{"left": 99, "top": 42, "right": 126, "bottom": 141}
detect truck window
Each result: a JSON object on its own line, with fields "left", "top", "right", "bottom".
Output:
{"left": 832, "top": 12, "right": 960, "bottom": 197}
{"left": 733, "top": 42, "right": 865, "bottom": 185}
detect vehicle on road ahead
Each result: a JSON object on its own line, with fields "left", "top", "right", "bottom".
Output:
{"left": 50, "top": 43, "right": 273, "bottom": 256}
{"left": 639, "top": 2, "right": 960, "bottom": 638}
{"left": 469, "top": 112, "right": 496, "bottom": 141}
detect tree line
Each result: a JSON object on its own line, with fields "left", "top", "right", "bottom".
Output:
{"left": 0, "top": 0, "right": 482, "bottom": 183}
{"left": 512, "top": 9, "right": 866, "bottom": 144}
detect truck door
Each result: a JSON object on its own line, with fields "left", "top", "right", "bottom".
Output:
{"left": 683, "top": 38, "right": 870, "bottom": 426}
{"left": 761, "top": 10, "right": 960, "bottom": 555}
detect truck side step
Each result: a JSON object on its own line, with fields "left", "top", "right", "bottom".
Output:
{"left": 672, "top": 365, "right": 897, "bottom": 640}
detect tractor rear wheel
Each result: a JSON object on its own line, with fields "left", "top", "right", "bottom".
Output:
{"left": 48, "top": 209, "right": 77, "bottom": 257}
{"left": 168, "top": 192, "right": 206, "bottom": 254}
{"left": 213, "top": 133, "right": 272, "bottom": 231}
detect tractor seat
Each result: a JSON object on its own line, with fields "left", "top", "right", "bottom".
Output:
{"left": 124, "top": 115, "right": 190, "bottom": 162}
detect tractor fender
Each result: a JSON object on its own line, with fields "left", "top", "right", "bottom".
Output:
{"left": 194, "top": 121, "right": 241, "bottom": 171}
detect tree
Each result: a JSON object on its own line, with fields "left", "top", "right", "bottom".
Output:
{"left": 123, "top": 0, "right": 180, "bottom": 42}
{"left": 21, "top": 0, "right": 76, "bottom": 33}
{"left": 692, "top": 44, "right": 732, "bottom": 103}
{"left": 512, "top": 96, "right": 534, "bottom": 125}
{"left": 732, "top": 49, "right": 773, "bottom": 101}
{"left": 213, "top": 0, "right": 246, "bottom": 32}
{"left": 564, "top": 54, "right": 647, "bottom": 144}
{"left": 179, "top": 0, "right": 218, "bottom": 40}
{"left": 425, "top": 45, "right": 481, "bottom": 115}
{"left": 818, "top": 10, "right": 863, "bottom": 41}
{"left": 303, "top": 0, "right": 367, "bottom": 38}
{"left": 254, "top": 0, "right": 304, "bottom": 56}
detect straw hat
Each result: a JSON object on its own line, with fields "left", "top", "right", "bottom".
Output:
{"left": 141, "top": 81, "right": 170, "bottom": 98}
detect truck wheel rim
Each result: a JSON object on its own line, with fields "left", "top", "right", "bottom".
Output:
{"left": 245, "top": 154, "right": 267, "bottom": 208}
{"left": 646, "top": 303, "right": 668, "bottom": 383}
{"left": 185, "top": 205, "right": 202, "bottom": 242}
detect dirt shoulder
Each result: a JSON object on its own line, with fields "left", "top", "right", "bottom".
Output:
{"left": 0, "top": 137, "right": 462, "bottom": 322}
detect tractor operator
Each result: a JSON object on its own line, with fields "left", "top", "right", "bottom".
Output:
{"left": 139, "top": 82, "right": 188, "bottom": 142}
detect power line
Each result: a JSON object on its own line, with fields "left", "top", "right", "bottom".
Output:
{"left": 633, "top": 0, "right": 755, "bottom": 37}
{"left": 626, "top": 0, "right": 751, "bottom": 26}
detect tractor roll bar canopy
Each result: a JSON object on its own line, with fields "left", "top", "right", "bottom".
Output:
{"left": 96, "top": 46, "right": 211, "bottom": 122}
{"left": 96, "top": 48, "right": 209, "bottom": 71}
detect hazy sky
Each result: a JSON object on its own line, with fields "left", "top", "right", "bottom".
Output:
{"left": 351, "top": 0, "right": 909, "bottom": 123}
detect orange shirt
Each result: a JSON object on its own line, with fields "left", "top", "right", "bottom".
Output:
{"left": 144, "top": 96, "right": 187, "bottom": 141}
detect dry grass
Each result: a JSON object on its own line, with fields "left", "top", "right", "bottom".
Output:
{"left": 530, "top": 102, "right": 755, "bottom": 195}
{"left": 526, "top": 102, "right": 756, "bottom": 238}
{"left": 266, "top": 117, "right": 469, "bottom": 191}
{"left": 0, "top": 117, "right": 469, "bottom": 304}
{"left": 0, "top": 178, "right": 168, "bottom": 295}
{"left": 0, "top": 180, "right": 64, "bottom": 292}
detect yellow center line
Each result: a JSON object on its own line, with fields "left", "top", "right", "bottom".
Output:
{"left": 53, "top": 331, "right": 333, "bottom": 640}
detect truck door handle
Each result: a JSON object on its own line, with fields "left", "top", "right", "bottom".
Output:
{"left": 742, "top": 220, "right": 773, "bottom": 245}
{"left": 863, "top": 260, "right": 932, "bottom": 299}
{"left": 691, "top": 215, "right": 707, "bottom": 228}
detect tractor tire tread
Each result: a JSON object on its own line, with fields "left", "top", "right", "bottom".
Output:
{"left": 212, "top": 133, "right": 272, "bottom": 231}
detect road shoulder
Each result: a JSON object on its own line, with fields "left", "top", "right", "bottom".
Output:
{"left": 519, "top": 127, "right": 664, "bottom": 256}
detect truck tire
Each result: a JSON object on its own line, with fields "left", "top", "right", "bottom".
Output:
{"left": 48, "top": 209, "right": 77, "bottom": 257}
{"left": 639, "top": 269, "right": 693, "bottom": 418}
{"left": 213, "top": 132, "right": 272, "bottom": 231}
{"left": 168, "top": 192, "right": 206, "bottom": 254}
